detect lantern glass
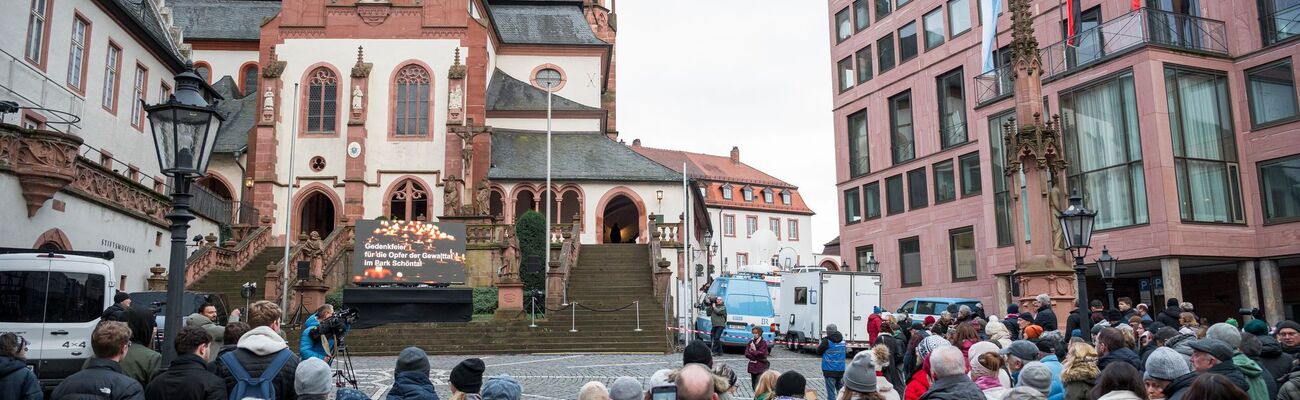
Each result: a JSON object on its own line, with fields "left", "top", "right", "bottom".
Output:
{"left": 148, "top": 103, "right": 221, "bottom": 177}
{"left": 865, "top": 255, "right": 879, "bottom": 274}
{"left": 1057, "top": 191, "right": 1096, "bottom": 251}
{"left": 1096, "top": 246, "right": 1117, "bottom": 279}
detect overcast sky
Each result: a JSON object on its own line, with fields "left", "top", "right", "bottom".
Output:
{"left": 616, "top": 1, "right": 839, "bottom": 250}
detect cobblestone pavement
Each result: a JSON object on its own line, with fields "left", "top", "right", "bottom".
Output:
{"left": 334, "top": 347, "right": 829, "bottom": 399}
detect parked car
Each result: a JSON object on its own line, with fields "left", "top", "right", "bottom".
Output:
{"left": 895, "top": 297, "right": 981, "bottom": 322}
{"left": 694, "top": 276, "right": 777, "bottom": 349}
{"left": 0, "top": 247, "right": 116, "bottom": 390}
{"left": 777, "top": 270, "right": 881, "bottom": 352}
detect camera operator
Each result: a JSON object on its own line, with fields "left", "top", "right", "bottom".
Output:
{"left": 301, "top": 305, "right": 348, "bottom": 364}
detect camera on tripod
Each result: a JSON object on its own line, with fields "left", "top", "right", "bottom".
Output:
{"left": 318, "top": 307, "right": 358, "bottom": 338}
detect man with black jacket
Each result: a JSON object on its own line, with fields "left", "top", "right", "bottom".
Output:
{"left": 101, "top": 292, "right": 131, "bottom": 322}
{"left": 52, "top": 321, "right": 144, "bottom": 400}
{"left": 1033, "top": 293, "right": 1058, "bottom": 332}
{"left": 1156, "top": 298, "right": 1183, "bottom": 329}
{"left": 146, "top": 326, "right": 226, "bottom": 400}
{"left": 208, "top": 300, "right": 299, "bottom": 399}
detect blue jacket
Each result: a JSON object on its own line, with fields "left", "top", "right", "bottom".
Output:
{"left": 0, "top": 356, "right": 41, "bottom": 400}
{"left": 817, "top": 330, "right": 846, "bottom": 376}
{"left": 1039, "top": 354, "right": 1065, "bottom": 400}
{"left": 387, "top": 371, "right": 440, "bottom": 400}
{"left": 299, "top": 315, "right": 334, "bottom": 362}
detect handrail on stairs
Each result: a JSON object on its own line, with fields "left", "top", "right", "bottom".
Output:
{"left": 182, "top": 226, "right": 272, "bottom": 287}
{"left": 265, "top": 225, "right": 354, "bottom": 303}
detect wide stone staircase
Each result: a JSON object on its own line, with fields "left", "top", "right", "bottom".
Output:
{"left": 189, "top": 246, "right": 285, "bottom": 308}
{"left": 311, "top": 243, "right": 673, "bottom": 355}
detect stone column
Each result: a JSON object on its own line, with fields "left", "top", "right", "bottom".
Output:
{"left": 1160, "top": 258, "right": 1183, "bottom": 306}
{"left": 995, "top": 275, "right": 1011, "bottom": 319}
{"left": 264, "top": 262, "right": 281, "bottom": 301}
{"left": 546, "top": 261, "right": 565, "bottom": 310}
{"left": 344, "top": 47, "right": 372, "bottom": 222}
{"left": 147, "top": 264, "right": 167, "bottom": 291}
{"left": 1238, "top": 260, "right": 1260, "bottom": 318}
{"left": 1259, "top": 259, "right": 1284, "bottom": 325}
{"left": 494, "top": 281, "right": 524, "bottom": 320}
{"left": 293, "top": 278, "right": 330, "bottom": 316}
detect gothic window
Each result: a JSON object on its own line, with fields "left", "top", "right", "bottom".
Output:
{"left": 309, "top": 156, "right": 326, "bottom": 172}
{"left": 388, "top": 180, "right": 429, "bottom": 221}
{"left": 394, "top": 64, "right": 431, "bottom": 136}
{"left": 241, "top": 64, "right": 259, "bottom": 97}
{"left": 306, "top": 67, "right": 338, "bottom": 134}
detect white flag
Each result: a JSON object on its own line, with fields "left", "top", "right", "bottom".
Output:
{"left": 980, "top": 0, "right": 1003, "bottom": 73}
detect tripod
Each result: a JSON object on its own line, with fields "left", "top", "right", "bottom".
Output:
{"left": 328, "top": 335, "right": 358, "bottom": 389}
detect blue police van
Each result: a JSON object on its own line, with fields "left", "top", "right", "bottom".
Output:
{"left": 695, "top": 276, "right": 777, "bottom": 349}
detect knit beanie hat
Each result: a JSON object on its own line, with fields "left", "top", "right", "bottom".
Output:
{"left": 1023, "top": 325, "right": 1043, "bottom": 339}
{"left": 842, "top": 351, "right": 878, "bottom": 392}
{"left": 1225, "top": 318, "right": 1239, "bottom": 328}
{"left": 916, "top": 335, "right": 950, "bottom": 363}
{"left": 774, "top": 371, "right": 806, "bottom": 396}
{"left": 1016, "top": 361, "right": 1053, "bottom": 395}
{"left": 1277, "top": 320, "right": 1300, "bottom": 335}
{"left": 481, "top": 375, "right": 523, "bottom": 400}
{"left": 1206, "top": 323, "right": 1242, "bottom": 349}
{"left": 607, "top": 376, "right": 642, "bottom": 400}
{"left": 450, "top": 358, "right": 486, "bottom": 393}
{"left": 1167, "top": 298, "right": 1180, "bottom": 308}
{"left": 396, "top": 346, "right": 430, "bottom": 374}
{"left": 1244, "top": 320, "right": 1269, "bottom": 336}
{"left": 114, "top": 292, "right": 130, "bottom": 303}
{"left": 294, "top": 357, "right": 333, "bottom": 396}
{"left": 968, "top": 341, "right": 1000, "bottom": 362}
{"left": 924, "top": 316, "right": 936, "bottom": 326}
{"left": 1008, "top": 303, "right": 1020, "bottom": 314}
{"left": 1144, "top": 347, "right": 1190, "bottom": 381}
{"left": 683, "top": 340, "right": 713, "bottom": 367}
{"left": 969, "top": 352, "right": 998, "bottom": 379}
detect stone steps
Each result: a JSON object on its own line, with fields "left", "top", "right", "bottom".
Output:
{"left": 188, "top": 246, "right": 285, "bottom": 305}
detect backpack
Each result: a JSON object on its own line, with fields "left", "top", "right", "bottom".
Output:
{"left": 221, "top": 349, "right": 293, "bottom": 400}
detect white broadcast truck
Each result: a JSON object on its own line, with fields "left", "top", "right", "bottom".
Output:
{"left": 776, "top": 270, "right": 882, "bottom": 352}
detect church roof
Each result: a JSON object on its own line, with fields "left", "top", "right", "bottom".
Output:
{"left": 486, "top": 3, "right": 607, "bottom": 45}
{"left": 170, "top": 0, "right": 281, "bottom": 41}
{"left": 488, "top": 130, "right": 681, "bottom": 182}
{"left": 210, "top": 76, "right": 256, "bottom": 154}
{"left": 486, "top": 69, "right": 600, "bottom": 112}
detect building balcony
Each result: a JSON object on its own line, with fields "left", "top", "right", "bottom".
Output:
{"left": 975, "top": 8, "right": 1229, "bottom": 105}
{"left": 0, "top": 47, "right": 84, "bottom": 133}
{"left": 1262, "top": 3, "right": 1300, "bottom": 46}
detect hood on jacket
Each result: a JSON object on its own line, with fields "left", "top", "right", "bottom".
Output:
{"left": 0, "top": 356, "right": 27, "bottom": 376}
{"left": 1258, "top": 335, "right": 1285, "bottom": 358}
{"left": 1160, "top": 307, "right": 1181, "bottom": 320}
{"left": 185, "top": 313, "right": 214, "bottom": 328}
{"left": 1232, "top": 353, "right": 1264, "bottom": 378}
{"left": 304, "top": 314, "right": 320, "bottom": 329}
{"left": 827, "top": 330, "right": 843, "bottom": 343}
{"left": 1060, "top": 357, "right": 1099, "bottom": 384}
{"left": 237, "top": 326, "right": 288, "bottom": 356}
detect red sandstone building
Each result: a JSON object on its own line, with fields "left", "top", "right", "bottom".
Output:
{"left": 829, "top": 0, "right": 1300, "bottom": 322}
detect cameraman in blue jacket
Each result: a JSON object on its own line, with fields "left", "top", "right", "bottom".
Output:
{"left": 300, "top": 304, "right": 348, "bottom": 363}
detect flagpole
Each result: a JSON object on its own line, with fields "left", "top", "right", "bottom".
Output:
{"left": 280, "top": 83, "right": 299, "bottom": 317}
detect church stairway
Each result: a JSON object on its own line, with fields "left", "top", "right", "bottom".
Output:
{"left": 188, "top": 246, "right": 285, "bottom": 309}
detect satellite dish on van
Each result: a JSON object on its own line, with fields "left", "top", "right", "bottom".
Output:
{"left": 738, "top": 263, "right": 777, "bottom": 275}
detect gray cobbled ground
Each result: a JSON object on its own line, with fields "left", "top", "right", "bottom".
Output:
{"left": 333, "top": 347, "right": 829, "bottom": 400}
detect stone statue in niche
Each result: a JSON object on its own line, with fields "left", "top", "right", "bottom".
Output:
{"left": 299, "top": 231, "right": 325, "bottom": 279}
{"left": 262, "top": 89, "right": 274, "bottom": 111}
{"left": 475, "top": 179, "right": 492, "bottom": 216}
{"left": 443, "top": 176, "right": 462, "bottom": 216}
{"left": 448, "top": 85, "right": 464, "bottom": 111}
{"left": 351, "top": 86, "right": 364, "bottom": 111}
{"left": 499, "top": 229, "right": 521, "bottom": 282}
{"left": 1048, "top": 173, "right": 1065, "bottom": 252}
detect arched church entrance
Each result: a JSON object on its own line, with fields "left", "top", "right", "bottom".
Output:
{"left": 299, "top": 191, "right": 336, "bottom": 238}
{"left": 602, "top": 195, "right": 640, "bottom": 243}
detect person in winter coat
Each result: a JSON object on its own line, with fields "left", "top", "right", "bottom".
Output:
{"left": 876, "top": 327, "right": 907, "bottom": 392}
{"left": 1064, "top": 310, "right": 1086, "bottom": 343}
{"left": 969, "top": 351, "right": 1009, "bottom": 399}
{"left": 1005, "top": 304, "right": 1023, "bottom": 341}
{"left": 185, "top": 303, "right": 240, "bottom": 356}
{"left": 120, "top": 305, "right": 162, "bottom": 386}
{"left": 1135, "top": 304, "right": 1153, "bottom": 323}
{"left": 1189, "top": 338, "right": 1250, "bottom": 393}
{"left": 1243, "top": 319, "right": 1294, "bottom": 380}
{"left": 52, "top": 321, "right": 144, "bottom": 400}
{"left": 754, "top": 370, "right": 781, "bottom": 400}
{"left": 448, "top": 358, "right": 485, "bottom": 400}
{"left": 1239, "top": 333, "right": 1279, "bottom": 399}
{"left": 1032, "top": 294, "right": 1058, "bottom": 332}
{"left": 102, "top": 291, "right": 131, "bottom": 322}
{"left": 1005, "top": 361, "right": 1053, "bottom": 400}
{"left": 295, "top": 358, "right": 334, "bottom": 400}
{"left": 482, "top": 375, "right": 523, "bottom": 400}
{"left": 1086, "top": 362, "right": 1147, "bottom": 400}
{"left": 0, "top": 333, "right": 41, "bottom": 400}
{"left": 818, "top": 324, "right": 848, "bottom": 399}
{"left": 1030, "top": 339, "right": 1066, "bottom": 400}
{"left": 1155, "top": 299, "right": 1183, "bottom": 330}
{"left": 1143, "top": 347, "right": 1191, "bottom": 400}
{"left": 841, "top": 350, "right": 899, "bottom": 400}
{"left": 905, "top": 336, "right": 950, "bottom": 400}
{"left": 145, "top": 327, "right": 226, "bottom": 400}
{"left": 869, "top": 309, "right": 883, "bottom": 346}
{"left": 300, "top": 305, "right": 339, "bottom": 363}
{"left": 1277, "top": 320, "right": 1300, "bottom": 358}
{"left": 213, "top": 321, "right": 251, "bottom": 363}
{"left": 952, "top": 322, "right": 982, "bottom": 362}
{"left": 209, "top": 300, "right": 300, "bottom": 399}
{"left": 919, "top": 347, "right": 985, "bottom": 400}
{"left": 1097, "top": 328, "right": 1143, "bottom": 373}
{"left": 1117, "top": 298, "right": 1137, "bottom": 322}
{"left": 706, "top": 297, "right": 728, "bottom": 356}
{"left": 986, "top": 317, "right": 1012, "bottom": 347}
{"left": 1204, "top": 323, "right": 1273, "bottom": 400}
{"left": 1060, "top": 341, "right": 1099, "bottom": 400}
{"left": 746, "top": 326, "right": 771, "bottom": 390}
{"left": 868, "top": 345, "right": 903, "bottom": 400}
{"left": 1279, "top": 363, "right": 1300, "bottom": 400}
{"left": 388, "top": 347, "right": 439, "bottom": 400}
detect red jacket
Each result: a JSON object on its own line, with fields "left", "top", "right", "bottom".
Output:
{"left": 744, "top": 338, "right": 770, "bottom": 375}
{"left": 867, "top": 314, "right": 882, "bottom": 345}
{"left": 903, "top": 368, "right": 930, "bottom": 400}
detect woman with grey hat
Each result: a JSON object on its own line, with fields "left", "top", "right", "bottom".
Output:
{"left": 839, "top": 350, "right": 896, "bottom": 400}
{"left": 1143, "top": 347, "right": 1193, "bottom": 400}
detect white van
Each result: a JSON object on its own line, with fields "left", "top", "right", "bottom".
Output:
{"left": 777, "top": 270, "right": 881, "bottom": 352}
{"left": 0, "top": 248, "right": 116, "bottom": 390}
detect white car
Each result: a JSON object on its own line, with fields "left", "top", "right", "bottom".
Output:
{"left": 0, "top": 248, "right": 117, "bottom": 390}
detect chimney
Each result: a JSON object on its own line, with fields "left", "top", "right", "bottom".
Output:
{"left": 730, "top": 146, "right": 740, "bottom": 164}
{"left": 632, "top": 138, "right": 641, "bottom": 147}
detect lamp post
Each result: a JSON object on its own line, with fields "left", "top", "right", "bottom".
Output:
{"left": 537, "top": 71, "right": 560, "bottom": 271}
{"left": 1096, "top": 246, "right": 1118, "bottom": 310}
{"left": 864, "top": 254, "right": 879, "bottom": 274}
{"left": 656, "top": 189, "right": 664, "bottom": 215}
{"left": 1058, "top": 190, "right": 1097, "bottom": 342}
{"left": 144, "top": 66, "right": 224, "bottom": 366}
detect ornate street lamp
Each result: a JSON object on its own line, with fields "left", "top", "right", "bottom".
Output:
{"left": 1058, "top": 190, "right": 1097, "bottom": 342}
{"left": 1096, "top": 246, "right": 1118, "bottom": 310}
{"left": 863, "top": 255, "right": 880, "bottom": 274}
{"left": 145, "top": 66, "right": 223, "bottom": 366}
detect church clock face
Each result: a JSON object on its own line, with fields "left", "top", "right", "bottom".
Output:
{"left": 348, "top": 142, "right": 363, "bottom": 158}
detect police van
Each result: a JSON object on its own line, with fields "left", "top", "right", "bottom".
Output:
{"left": 0, "top": 248, "right": 116, "bottom": 389}
{"left": 695, "top": 275, "right": 777, "bottom": 349}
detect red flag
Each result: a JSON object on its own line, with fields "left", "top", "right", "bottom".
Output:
{"left": 1132, "top": 0, "right": 1141, "bottom": 11}
{"left": 1066, "top": 0, "right": 1076, "bottom": 45}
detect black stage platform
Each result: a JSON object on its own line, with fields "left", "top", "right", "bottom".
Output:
{"left": 344, "top": 287, "right": 473, "bottom": 329}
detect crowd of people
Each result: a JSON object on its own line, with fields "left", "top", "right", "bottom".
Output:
{"left": 4, "top": 293, "right": 1300, "bottom": 400}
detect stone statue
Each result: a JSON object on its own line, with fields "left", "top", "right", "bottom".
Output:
{"left": 262, "top": 89, "right": 274, "bottom": 111}
{"left": 443, "top": 176, "right": 462, "bottom": 216}
{"left": 448, "top": 85, "right": 464, "bottom": 110}
{"left": 499, "top": 229, "right": 521, "bottom": 282}
{"left": 1048, "top": 174, "right": 1066, "bottom": 252}
{"left": 351, "top": 86, "right": 364, "bottom": 111}
{"left": 475, "top": 179, "right": 492, "bottom": 216}
{"left": 299, "top": 231, "right": 325, "bottom": 279}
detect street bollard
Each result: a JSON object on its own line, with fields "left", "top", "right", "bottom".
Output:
{"left": 634, "top": 300, "right": 643, "bottom": 332}
{"left": 570, "top": 302, "right": 578, "bottom": 333}
{"left": 529, "top": 296, "right": 537, "bottom": 328}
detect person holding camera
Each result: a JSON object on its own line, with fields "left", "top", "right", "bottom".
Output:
{"left": 301, "top": 304, "right": 343, "bottom": 363}
{"left": 705, "top": 297, "right": 727, "bottom": 356}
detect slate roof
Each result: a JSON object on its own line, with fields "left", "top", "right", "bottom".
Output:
{"left": 109, "top": 0, "right": 186, "bottom": 69}
{"left": 170, "top": 0, "right": 281, "bottom": 41}
{"left": 210, "top": 76, "right": 255, "bottom": 153}
{"left": 486, "top": 69, "right": 599, "bottom": 112}
{"left": 488, "top": 130, "right": 681, "bottom": 182}
{"left": 486, "top": 3, "right": 607, "bottom": 45}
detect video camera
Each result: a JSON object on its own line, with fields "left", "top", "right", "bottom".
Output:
{"left": 318, "top": 307, "right": 358, "bottom": 338}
